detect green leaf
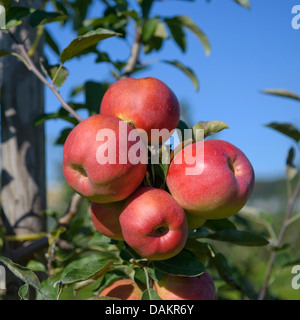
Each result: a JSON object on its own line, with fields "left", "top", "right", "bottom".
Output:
{"left": 139, "top": 0, "right": 154, "bottom": 19}
{"left": 206, "top": 229, "right": 269, "bottom": 246}
{"left": 204, "top": 218, "right": 237, "bottom": 231}
{"left": 142, "top": 17, "right": 160, "bottom": 42}
{"left": 86, "top": 81, "right": 110, "bottom": 114}
{"left": 154, "top": 22, "right": 168, "bottom": 39}
{"left": 18, "top": 283, "right": 29, "bottom": 300}
{"left": 265, "top": 122, "right": 300, "bottom": 142}
{"left": 176, "top": 120, "right": 191, "bottom": 143}
{"left": 29, "top": 10, "right": 66, "bottom": 28}
{"left": 44, "top": 29, "right": 60, "bottom": 56}
{"left": 60, "top": 28, "right": 121, "bottom": 64}
{"left": 171, "top": 15, "right": 211, "bottom": 56}
{"left": 49, "top": 65, "right": 69, "bottom": 87}
{"left": 153, "top": 249, "right": 205, "bottom": 277}
{"left": 162, "top": 60, "right": 199, "bottom": 91}
{"left": 0, "top": 255, "right": 42, "bottom": 295}
{"left": 0, "top": 50, "right": 11, "bottom": 57}
{"left": 142, "top": 288, "right": 162, "bottom": 300}
{"left": 234, "top": 0, "right": 250, "bottom": 9}
{"left": 5, "top": 6, "right": 31, "bottom": 29}
{"left": 60, "top": 254, "right": 113, "bottom": 285}
{"left": 55, "top": 128, "right": 73, "bottom": 145}
{"left": 262, "top": 88, "right": 300, "bottom": 102}
{"left": 286, "top": 147, "right": 298, "bottom": 181}
{"left": 192, "top": 120, "right": 229, "bottom": 141}
{"left": 33, "top": 112, "right": 78, "bottom": 127}
{"left": 165, "top": 18, "right": 186, "bottom": 52}
{"left": 26, "top": 260, "right": 46, "bottom": 273}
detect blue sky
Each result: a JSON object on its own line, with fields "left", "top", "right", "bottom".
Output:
{"left": 44, "top": 0, "right": 300, "bottom": 187}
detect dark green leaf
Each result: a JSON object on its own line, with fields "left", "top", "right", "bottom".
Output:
{"left": 139, "top": 0, "right": 153, "bottom": 19}
{"left": 153, "top": 249, "right": 205, "bottom": 276}
{"left": 192, "top": 120, "right": 229, "bottom": 141}
{"left": 5, "top": 6, "right": 31, "bottom": 29}
{"left": 162, "top": 60, "right": 199, "bottom": 91}
{"left": 165, "top": 18, "right": 186, "bottom": 52}
{"left": 60, "top": 254, "right": 113, "bottom": 285}
{"left": 55, "top": 128, "right": 73, "bottom": 145}
{"left": 171, "top": 15, "right": 211, "bottom": 56}
{"left": 204, "top": 218, "right": 237, "bottom": 231}
{"left": 234, "top": 0, "right": 250, "bottom": 9}
{"left": 0, "top": 50, "right": 11, "bottom": 57}
{"left": 33, "top": 112, "right": 78, "bottom": 127}
{"left": 142, "top": 17, "right": 160, "bottom": 42}
{"left": 142, "top": 288, "right": 162, "bottom": 300}
{"left": 86, "top": 81, "right": 110, "bottom": 114}
{"left": 184, "top": 238, "right": 211, "bottom": 264}
{"left": 144, "top": 36, "right": 164, "bottom": 54}
{"left": 265, "top": 122, "right": 300, "bottom": 142}
{"left": 30, "top": 10, "right": 66, "bottom": 28}
{"left": 207, "top": 229, "right": 269, "bottom": 246}
{"left": 286, "top": 147, "right": 298, "bottom": 181}
{"left": 44, "top": 29, "right": 60, "bottom": 55}
{"left": 262, "top": 88, "right": 300, "bottom": 102}
{"left": 60, "top": 28, "right": 121, "bottom": 63}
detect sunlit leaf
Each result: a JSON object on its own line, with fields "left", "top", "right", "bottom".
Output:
{"left": 192, "top": 120, "right": 229, "bottom": 141}
{"left": 262, "top": 89, "right": 300, "bottom": 102}
{"left": 234, "top": 0, "right": 250, "bottom": 9}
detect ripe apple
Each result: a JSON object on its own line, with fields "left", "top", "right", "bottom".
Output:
{"left": 119, "top": 187, "right": 188, "bottom": 260}
{"left": 90, "top": 201, "right": 124, "bottom": 241}
{"left": 100, "top": 77, "right": 180, "bottom": 144}
{"left": 99, "top": 279, "right": 142, "bottom": 300}
{"left": 63, "top": 114, "right": 147, "bottom": 203}
{"left": 166, "top": 140, "right": 255, "bottom": 220}
{"left": 154, "top": 272, "right": 216, "bottom": 300}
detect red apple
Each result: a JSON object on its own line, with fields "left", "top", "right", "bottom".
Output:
{"left": 100, "top": 77, "right": 180, "bottom": 144}
{"left": 63, "top": 114, "right": 147, "bottom": 203}
{"left": 99, "top": 279, "right": 142, "bottom": 300}
{"left": 119, "top": 187, "right": 188, "bottom": 260}
{"left": 154, "top": 272, "right": 216, "bottom": 300}
{"left": 90, "top": 201, "right": 124, "bottom": 241}
{"left": 166, "top": 140, "right": 255, "bottom": 220}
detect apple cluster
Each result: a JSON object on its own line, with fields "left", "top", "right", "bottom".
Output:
{"left": 62, "top": 76, "right": 255, "bottom": 300}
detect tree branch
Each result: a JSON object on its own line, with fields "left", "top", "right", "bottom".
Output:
{"left": 258, "top": 175, "right": 300, "bottom": 300}
{"left": 121, "top": 26, "right": 142, "bottom": 78}
{"left": 8, "top": 30, "right": 83, "bottom": 123}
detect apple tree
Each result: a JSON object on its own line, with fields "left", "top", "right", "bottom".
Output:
{"left": 0, "top": 0, "right": 287, "bottom": 301}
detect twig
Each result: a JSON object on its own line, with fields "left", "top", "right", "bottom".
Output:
{"left": 8, "top": 30, "right": 83, "bottom": 123}
{"left": 58, "top": 193, "right": 82, "bottom": 226}
{"left": 258, "top": 175, "right": 300, "bottom": 300}
{"left": 121, "top": 26, "right": 142, "bottom": 78}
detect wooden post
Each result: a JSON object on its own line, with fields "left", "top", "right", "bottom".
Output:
{"left": 0, "top": 0, "right": 46, "bottom": 238}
